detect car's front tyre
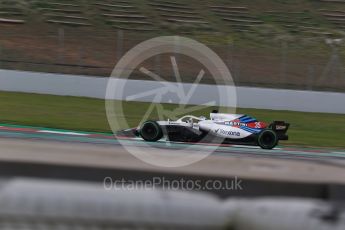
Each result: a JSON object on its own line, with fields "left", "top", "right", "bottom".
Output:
{"left": 139, "top": 121, "right": 163, "bottom": 142}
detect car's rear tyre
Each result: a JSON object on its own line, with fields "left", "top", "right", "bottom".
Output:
{"left": 140, "top": 121, "right": 163, "bottom": 142}
{"left": 257, "top": 129, "right": 278, "bottom": 149}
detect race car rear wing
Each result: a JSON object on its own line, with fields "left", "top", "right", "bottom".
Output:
{"left": 269, "top": 121, "right": 290, "bottom": 140}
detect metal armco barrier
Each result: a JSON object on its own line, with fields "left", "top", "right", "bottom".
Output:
{"left": 0, "top": 69, "right": 344, "bottom": 114}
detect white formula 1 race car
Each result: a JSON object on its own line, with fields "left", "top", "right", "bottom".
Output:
{"left": 131, "top": 111, "right": 289, "bottom": 149}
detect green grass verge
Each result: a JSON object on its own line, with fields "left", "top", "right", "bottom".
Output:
{"left": 0, "top": 91, "right": 344, "bottom": 148}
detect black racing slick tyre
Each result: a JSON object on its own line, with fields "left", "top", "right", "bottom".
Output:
{"left": 257, "top": 129, "right": 278, "bottom": 150}
{"left": 139, "top": 121, "right": 163, "bottom": 142}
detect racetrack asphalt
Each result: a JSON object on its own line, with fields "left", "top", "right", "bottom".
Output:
{"left": 0, "top": 123, "right": 345, "bottom": 184}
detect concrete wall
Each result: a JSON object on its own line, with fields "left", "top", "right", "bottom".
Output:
{"left": 0, "top": 178, "right": 344, "bottom": 230}
{"left": 0, "top": 69, "right": 344, "bottom": 114}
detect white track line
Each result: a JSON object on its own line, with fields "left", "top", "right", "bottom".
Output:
{"left": 38, "top": 130, "right": 89, "bottom": 136}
